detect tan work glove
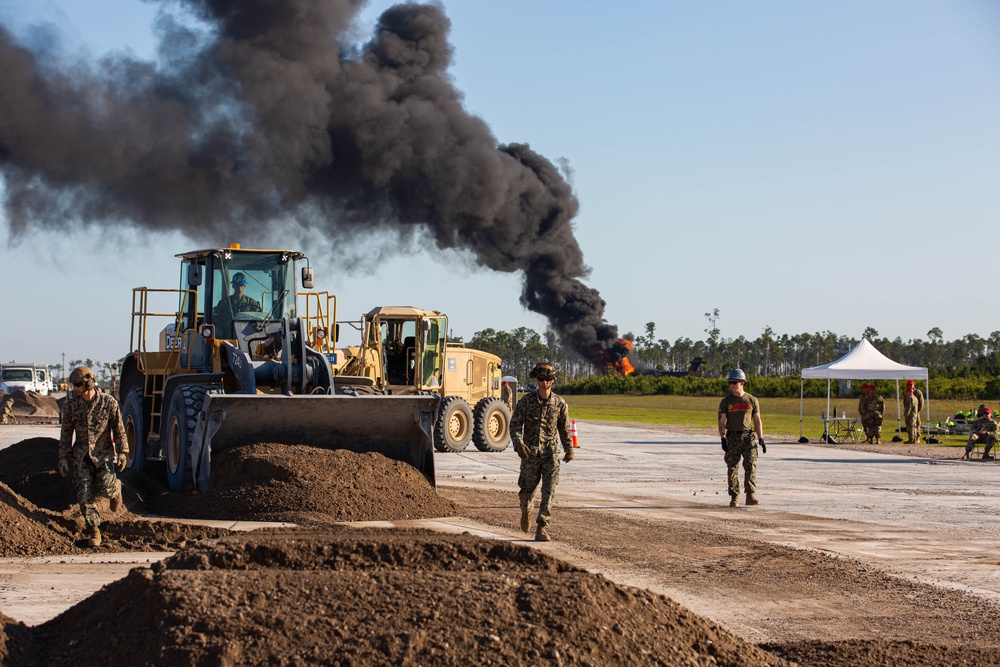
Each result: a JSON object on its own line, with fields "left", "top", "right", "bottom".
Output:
{"left": 116, "top": 452, "right": 127, "bottom": 472}
{"left": 563, "top": 448, "right": 574, "bottom": 462}
{"left": 514, "top": 444, "right": 529, "bottom": 460}
{"left": 58, "top": 457, "right": 69, "bottom": 478}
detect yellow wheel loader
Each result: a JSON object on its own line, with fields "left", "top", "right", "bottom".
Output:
{"left": 118, "top": 245, "right": 439, "bottom": 493}
{"left": 319, "top": 305, "right": 513, "bottom": 453}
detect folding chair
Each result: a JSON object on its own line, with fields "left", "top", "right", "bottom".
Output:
{"left": 846, "top": 418, "right": 862, "bottom": 444}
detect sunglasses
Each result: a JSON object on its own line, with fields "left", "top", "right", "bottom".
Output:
{"left": 728, "top": 381, "right": 743, "bottom": 385}
{"left": 72, "top": 381, "right": 86, "bottom": 387}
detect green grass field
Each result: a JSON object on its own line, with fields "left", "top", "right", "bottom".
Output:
{"left": 566, "top": 394, "right": 982, "bottom": 444}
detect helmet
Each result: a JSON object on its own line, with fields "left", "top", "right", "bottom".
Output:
{"left": 727, "top": 369, "right": 747, "bottom": 383}
{"left": 69, "top": 366, "right": 96, "bottom": 390}
{"left": 231, "top": 272, "right": 248, "bottom": 286}
{"left": 529, "top": 362, "right": 556, "bottom": 381}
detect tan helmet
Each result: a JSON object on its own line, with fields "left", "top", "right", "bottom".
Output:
{"left": 69, "top": 366, "right": 96, "bottom": 390}
{"left": 529, "top": 362, "right": 556, "bottom": 381}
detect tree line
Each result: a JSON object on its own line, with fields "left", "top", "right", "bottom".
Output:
{"left": 465, "top": 316, "right": 1000, "bottom": 382}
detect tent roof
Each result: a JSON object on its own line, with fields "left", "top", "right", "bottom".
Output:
{"left": 801, "top": 339, "right": 928, "bottom": 380}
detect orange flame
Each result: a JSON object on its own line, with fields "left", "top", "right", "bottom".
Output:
{"left": 591, "top": 338, "right": 635, "bottom": 376}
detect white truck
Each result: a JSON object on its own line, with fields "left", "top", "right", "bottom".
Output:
{"left": 0, "top": 364, "right": 54, "bottom": 395}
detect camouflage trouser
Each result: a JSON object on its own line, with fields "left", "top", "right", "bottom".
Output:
{"left": 861, "top": 415, "right": 882, "bottom": 440}
{"left": 518, "top": 448, "right": 561, "bottom": 527}
{"left": 966, "top": 433, "right": 996, "bottom": 456}
{"left": 72, "top": 458, "right": 118, "bottom": 529}
{"left": 905, "top": 416, "right": 921, "bottom": 442}
{"left": 724, "top": 430, "right": 758, "bottom": 497}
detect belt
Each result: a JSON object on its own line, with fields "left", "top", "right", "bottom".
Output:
{"left": 727, "top": 430, "right": 753, "bottom": 435}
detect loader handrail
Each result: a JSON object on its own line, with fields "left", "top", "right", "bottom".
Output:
{"left": 130, "top": 287, "right": 199, "bottom": 373}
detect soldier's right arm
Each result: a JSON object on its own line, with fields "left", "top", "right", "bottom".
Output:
{"left": 510, "top": 396, "right": 527, "bottom": 447}
{"left": 58, "top": 400, "right": 74, "bottom": 458}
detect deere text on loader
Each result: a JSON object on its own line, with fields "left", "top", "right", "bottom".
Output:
{"left": 118, "top": 245, "right": 439, "bottom": 492}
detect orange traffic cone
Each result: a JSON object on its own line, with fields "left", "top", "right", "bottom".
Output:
{"left": 571, "top": 419, "right": 580, "bottom": 448}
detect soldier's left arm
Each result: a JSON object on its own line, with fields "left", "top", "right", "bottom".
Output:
{"left": 110, "top": 398, "right": 129, "bottom": 456}
{"left": 556, "top": 398, "right": 572, "bottom": 450}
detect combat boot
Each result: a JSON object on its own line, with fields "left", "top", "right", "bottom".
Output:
{"left": 519, "top": 506, "right": 530, "bottom": 533}
{"left": 535, "top": 524, "right": 551, "bottom": 542}
{"left": 746, "top": 493, "right": 759, "bottom": 506}
{"left": 109, "top": 479, "right": 123, "bottom": 513}
{"left": 86, "top": 525, "right": 102, "bottom": 548}
{"left": 729, "top": 494, "right": 739, "bottom": 508}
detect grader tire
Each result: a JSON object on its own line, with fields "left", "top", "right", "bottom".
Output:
{"left": 434, "top": 396, "right": 474, "bottom": 452}
{"left": 473, "top": 397, "right": 511, "bottom": 452}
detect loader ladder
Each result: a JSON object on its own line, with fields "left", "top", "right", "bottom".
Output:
{"left": 130, "top": 287, "right": 200, "bottom": 442}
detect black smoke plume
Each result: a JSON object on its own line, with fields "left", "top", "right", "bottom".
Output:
{"left": 0, "top": 1, "right": 619, "bottom": 358}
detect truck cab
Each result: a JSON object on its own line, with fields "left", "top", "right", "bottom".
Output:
{"left": 0, "top": 365, "right": 52, "bottom": 395}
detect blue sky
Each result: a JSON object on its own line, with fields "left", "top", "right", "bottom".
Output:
{"left": 1, "top": 0, "right": 998, "bottom": 368}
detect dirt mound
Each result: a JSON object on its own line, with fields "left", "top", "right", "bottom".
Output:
{"left": 765, "top": 640, "right": 1000, "bottom": 667}
{"left": 0, "top": 438, "right": 232, "bottom": 554}
{"left": 0, "top": 438, "right": 74, "bottom": 511}
{"left": 143, "top": 442, "right": 461, "bottom": 523}
{"left": 1, "top": 438, "right": 460, "bottom": 524}
{"left": 1, "top": 529, "right": 790, "bottom": 667}
{"left": 0, "top": 483, "right": 73, "bottom": 556}
{"left": 0, "top": 390, "right": 59, "bottom": 417}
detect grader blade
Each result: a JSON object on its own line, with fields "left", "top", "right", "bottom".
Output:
{"left": 192, "top": 394, "right": 440, "bottom": 490}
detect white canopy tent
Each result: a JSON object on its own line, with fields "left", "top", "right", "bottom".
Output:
{"left": 799, "top": 339, "right": 929, "bottom": 442}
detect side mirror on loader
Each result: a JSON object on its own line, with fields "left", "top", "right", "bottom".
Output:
{"left": 301, "top": 267, "right": 315, "bottom": 289}
{"left": 187, "top": 264, "right": 203, "bottom": 287}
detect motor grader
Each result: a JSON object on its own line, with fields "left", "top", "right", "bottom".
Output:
{"left": 300, "top": 302, "right": 513, "bottom": 453}
{"left": 118, "top": 245, "right": 439, "bottom": 493}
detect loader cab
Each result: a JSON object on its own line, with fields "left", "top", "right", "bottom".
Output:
{"left": 366, "top": 307, "right": 446, "bottom": 393}
{"left": 177, "top": 249, "right": 303, "bottom": 346}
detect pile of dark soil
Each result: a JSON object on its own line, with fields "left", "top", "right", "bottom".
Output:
{"left": 142, "top": 442, "right": 461, "bottom": 523}
{"left": 1, "top": 438, "right": 459, "bottom": 525}
{"left": 0, "top": 528, "right": 791, "bottom": 667}
{"left": 0, "top": 438, "right": 224, "bottom": 555}
{"left": 0, "top": 390, "right": 60, "bottom": 417}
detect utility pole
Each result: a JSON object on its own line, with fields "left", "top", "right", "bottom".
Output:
{"left": 62, "top": 353, "right": 66, "bottom": 388}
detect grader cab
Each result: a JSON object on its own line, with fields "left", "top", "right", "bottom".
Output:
{"left": 322, "top": 306, "right": 513, "bottom": 453}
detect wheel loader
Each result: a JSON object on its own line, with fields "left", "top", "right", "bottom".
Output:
{"left": 301, "top": 303, "right": 514, "bottom": 453}
{"left": 118, "top": 244, "right": 440, "bottom": 493}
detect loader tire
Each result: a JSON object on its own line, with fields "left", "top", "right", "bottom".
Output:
{"left": 164, "top": 384, "right": 210, "bottom": 493}
{"left": 434, "top": 396, "right": 473, "bottom": 452}
{"left": 122, "top": 387, "right": 149, "bottom": 474}
{"left": 473, "top": 397, "right": 511, "bottom": 452}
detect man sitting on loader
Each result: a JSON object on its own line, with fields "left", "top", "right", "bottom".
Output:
{"left": 212, "top": 272, "right": 262, "bottom": 339}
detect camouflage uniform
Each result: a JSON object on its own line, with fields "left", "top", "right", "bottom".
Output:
{"left": 858, "top": 392, "right": 884, "bottom": 443}
{"left": 965, "top": 414, "right": 998, "bottom": 458}
{"left": 903, "top": 390, "right": 921, "bottom": 443}
{"left": 59, "top": 389, "right": 129, "bottom": 530}
{"left": 212, "top": 293, "right": 262, "bottom": 337}
{"left": 1, "top": 397, "right": 16, "bottom": 424}
{"left": 719, "top": 392, "right": 761, "bottom": 497}
{"left": 510, "top": 390, "right": 571, "bottom": 528}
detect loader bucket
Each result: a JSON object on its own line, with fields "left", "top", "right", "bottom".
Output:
{"left": 191, "top": 393, "right": 440, "bottom": 491}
